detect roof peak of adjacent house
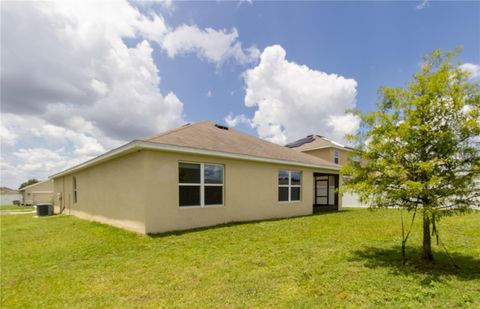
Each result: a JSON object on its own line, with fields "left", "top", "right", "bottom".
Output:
{"left": 51, "top": 121, "right": 339, "bottom": 179}
{"left": 18, "top": 179, "right": 52, "bottom": 191}
{"left": 286, "top": 134, "right": 353, "bottom": 152}
{"left": 0, "top": 187, "right": 19, "bottom": 195}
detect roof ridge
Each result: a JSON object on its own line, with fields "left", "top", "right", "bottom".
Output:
{"left": 18, "top": 179, "right": 51, "bottom": 191}
{"left": 227, "top": 127, "right": 334, "bottom": 165}
{"left": 142, "top": 120, "right": 337, "bottom": 168}
{"left": 143, "top": 121, "right": 211, "bottom": 141}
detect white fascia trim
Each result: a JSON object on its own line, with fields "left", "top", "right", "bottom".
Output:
{"left": 49, "top": 141, "right": 140, "bottom": 179}
{"left": 138, "top": 141, "right": 341, "bottom": 170}
{"left": 50, "top": 140, "right": 340, "bottom": 178}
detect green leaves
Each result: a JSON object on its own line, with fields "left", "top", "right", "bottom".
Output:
{"left": 342, "top": 48, "right": 480, "bottom": 216}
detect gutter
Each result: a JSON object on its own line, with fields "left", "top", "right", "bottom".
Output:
{"left": 50, "top": 140, "right": 340, "bottom": 179}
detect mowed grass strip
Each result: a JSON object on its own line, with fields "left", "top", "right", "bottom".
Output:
{"left": 0, "top": 205, "right": 34, "bottom": 212}
{"left": 1, "top": 208, "right": 479, "bottom": 308}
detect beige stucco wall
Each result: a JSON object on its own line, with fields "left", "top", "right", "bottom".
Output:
{"left": 142, "top": 150, "right": 339, "bottom": 234}
{"left": 53, "top": 152, "right": 146, "bottom": 233}
{"left": 52, "top": 150, "right": 341, "bottom": 234}
{"left": 303, "top": 147, "right": 353, "bottom": 166}
{"left": 20, "top": 179, "right": 54, "bottom": 205}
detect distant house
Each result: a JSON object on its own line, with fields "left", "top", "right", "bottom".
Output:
{"left": 0, "top": 187, "right": 21, "bottom": 205}
{"left": 287, "top": 135, "right": 366, "bottom": 207}
{"left": 50, "top": 121, "right": 342, "bottom": 234}
{"left": 286, "top": 135, "right": 361, "bottom": 166}
{"left": 19, "top": 179, "right": 54, "bottom": 205}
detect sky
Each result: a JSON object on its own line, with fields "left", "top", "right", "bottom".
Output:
{"left": 1, "top": 0, "right": 479, "bottom": 188}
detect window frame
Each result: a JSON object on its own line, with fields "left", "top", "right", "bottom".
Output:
{"left": 178, "top": 162, "right": 224, "bottom": 208}
{"left": 73, "top": 176, "right": 78, "bottom": 204}
{"left": 278, "top": 170, "right": 302, "bottom": 203}
{"left": 334, "top": 149, "right": 339, "bottom": 164}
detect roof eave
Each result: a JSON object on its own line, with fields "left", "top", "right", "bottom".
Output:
{"left": 50, "top": 140, "right": 340, "bottom": 179}
{"left": 301, "top": 145, "right": 354, "bottom": 152}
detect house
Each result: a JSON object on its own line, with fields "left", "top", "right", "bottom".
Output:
{"left": 0, "top": 187, "right": 22, "bottom": 205}
{"left": 286, "top": 135, "right": 366, "bottom": 207}
{"left": 286, "top": 135, "right": 361, "bottom": 166}
{"left": 50, "top": 121, "right": 342, "bottom": 234}
{"left": 19, "top": 179, "right": 54, "bottom": 205}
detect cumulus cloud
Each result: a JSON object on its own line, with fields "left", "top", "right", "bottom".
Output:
{"left": 1, "top": 1, "right": 185, "bottom": 139}
{"left": 156, "top": 26, "right": 259, "bottom": 65}
{"left": 225, "top": 113, "right": 253, "bottom": 127}
{"left": 460, "top": 63, "right": 480, "bottom": 79}
{"left": 0, "top": 1, "right": 256, "bottom": 187}
{"left": 0, "top": 123, "right": 17, "bottom": 147}
{"left": 0, "top": 113, "right": 119, "bottom": 187}
{"left": 229, "top": 45, "right": 359, "bottom": 145}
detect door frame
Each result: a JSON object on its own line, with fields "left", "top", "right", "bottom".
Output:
{"left": 313, "top": 173, "right": 339, "bottom": 211}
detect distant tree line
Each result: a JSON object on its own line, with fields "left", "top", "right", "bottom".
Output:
{"left": 19, "top": 179, "right": 39, "bottom": 190}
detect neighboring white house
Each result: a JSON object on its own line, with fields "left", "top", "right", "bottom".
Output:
{"left": 0, "top": 187, "right": 22, "bottom": 205}
{"left": 19, "top": 180, "right": 54, "bottom": 205}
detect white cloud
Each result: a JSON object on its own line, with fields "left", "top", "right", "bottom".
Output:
{"left": 416, "top": 0, "right": 430, "bottom": 10}
{"left": 1, "top": 1, "right": 185, "bottom": 140}
{"left": 14, "top": 148, "right": 69, "bottom": 175}
{"left": 0, "top": 124, "right": 17, "bottom": 147}
{"left": 225, "top": 113, "right": 252, "bottom": 127}
{"left": 159, "top": 26, "right": 259, "bottom": 65}
{"left": 0, "top": 1, "right": 183, "bottom": 187}
{"left": 460, "top": 63, "right": 480, "bottom": 79}
{"left": 0, "top": 113, "right": 121, "bottom": 188}
{"left": 231, "top": 45, "right": 359, "bottom": 145}
{"left": 0, "top": 1, "right": 256, "bottom": 188}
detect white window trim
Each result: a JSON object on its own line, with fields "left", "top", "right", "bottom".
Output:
{"left": 278, "top": 170, "right": 302, "bottom": 203}
{"left": 179, "top": 162, "right": 224, "bottom": 208}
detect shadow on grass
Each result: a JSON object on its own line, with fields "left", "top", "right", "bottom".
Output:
{"left": 351, "top": 246, "right": 480, "bottom": 283}
{"left": 148, "top": 208, "right": 351, "bottom": 238}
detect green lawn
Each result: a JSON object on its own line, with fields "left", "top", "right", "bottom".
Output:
{"left": 0, "top": 205, "right": 34, "bottom": 212}
{"left": 1, "top": 208, "right": 479, "bottom": 308}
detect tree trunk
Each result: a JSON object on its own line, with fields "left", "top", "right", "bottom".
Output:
{"left": 422, "top": 213, "right": 433, "bottom": 261}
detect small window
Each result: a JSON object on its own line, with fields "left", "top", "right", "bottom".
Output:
{"left": 334, "top": 150, "right": 339, "bottom": 164}
{"left": 179, "top": 162, "right": 224, "bottom": 207}
{"left": 278, "top": 170, "right": 302, "bottom": 202}
{"left": 73, "top": 176, "right": 78, "bottom": 203}
{"left": 353, "top": 154, "right": 361, "bottom": 163}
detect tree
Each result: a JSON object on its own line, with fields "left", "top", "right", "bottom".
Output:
{"left": 19, "top": 179, "right": 39, "bottom": 190}
{"left": 342, "top": 49, "right": 480, "bottom": 262}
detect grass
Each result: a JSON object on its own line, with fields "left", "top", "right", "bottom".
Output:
{"left": 0, "top": 205, "right": 34, "bottom": 212}
{"left": 1, "top": 208, "right": 479, "bottom": 308}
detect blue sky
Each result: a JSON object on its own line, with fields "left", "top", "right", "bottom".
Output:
{"left": 1, "top": 0, "right": 479, "bottom": 188}
{"left": 152, "top": 1, "right": 480, "bottom": 134}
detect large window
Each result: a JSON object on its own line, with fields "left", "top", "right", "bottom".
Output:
{"left": 179, "top": 162, "right": 224, "bottom": 207}
{"left": 278, "top": 170, "right": 301, "bottom": 202}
